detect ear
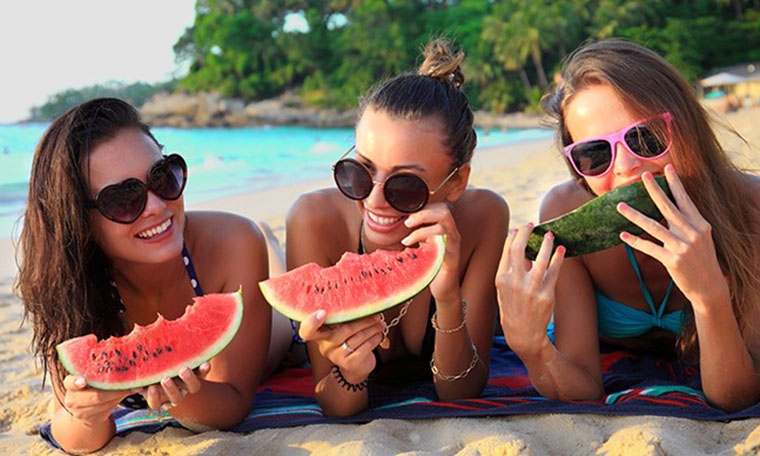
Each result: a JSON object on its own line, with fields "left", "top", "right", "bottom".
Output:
{"left": 445, "top": 164, "right": 470, "bottom": 203}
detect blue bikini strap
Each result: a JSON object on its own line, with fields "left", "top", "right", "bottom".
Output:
{"left": 624, "top": 244, "right": 674, "bottom": 320}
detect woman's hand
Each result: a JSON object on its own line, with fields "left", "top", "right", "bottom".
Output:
{"left": 60, "top": 375, "right": 132, "bottom": 425}
{"left": 299, "top": 310, "right": 386, "bottom": 384}
{"left": 495, "top": 224, "right": 565, "bottom": 356}
{"left": 133, "top": 362, "right": 210, "bottom": 411}
{"left": 618, "top": 166, "right": 730, "bottom": 313}
{"left": 401, "top": 202, "right": 462, "bottom": 307}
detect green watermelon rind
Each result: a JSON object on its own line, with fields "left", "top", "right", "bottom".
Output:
{"left": 261, "top": 235, "right": 447, "bottom": 324}
{"left": 525, "top": 176, "right": 672, "bottom": 260}
{"left": 55, "top": 288, "right": 244, "bottom": 390}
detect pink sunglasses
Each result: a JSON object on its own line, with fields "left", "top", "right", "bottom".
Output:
{"left": 563, "top": 112, "right": 673, "bottom": 177}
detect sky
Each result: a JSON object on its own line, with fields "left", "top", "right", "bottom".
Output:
{"left": 0, "top": 1, "right": 197, "bottom": 124}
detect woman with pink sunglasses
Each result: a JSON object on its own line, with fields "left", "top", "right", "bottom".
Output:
{"left": 496, "top": 39, "right": 760, "bottom": 412}
{"left": 287, "top": 39, "right": 509, "bottom": 417}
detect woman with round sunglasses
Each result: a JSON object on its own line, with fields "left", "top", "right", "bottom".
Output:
{"left": 17, "top": 98, "right": 294, "bottom": 453}
{"left": 287, "top": 39, "right": 509, "bottom": 417}
{"left": 496, "top": 39, "right": 760, "bottom": 411}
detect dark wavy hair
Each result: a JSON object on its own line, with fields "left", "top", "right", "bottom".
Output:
{"left": 16, "top": 97, "right": 160, "bottom": 390}
{"left": 541, "top": 39, "right": 760, "bottom": 363}
{"left": 358, "top": 38, "right": 477, "bottom": 168}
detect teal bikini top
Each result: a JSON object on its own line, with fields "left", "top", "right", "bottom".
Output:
{"left": 596, "top": 245, "right": 683, "bottom": 338}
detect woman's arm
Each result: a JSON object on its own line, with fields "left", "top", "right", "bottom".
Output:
{"left": 162, "top": 212, "right": 271, "bottom": 429}
{"left": 619, "top": 168, "right": 760, "bottom": 411}
{"left": 403, "top": 189, "right": 508, "bottom": 400}
{"left": 497, "top": 182, "right": 605, "bottom": 401}
{"left": 286, "top": 191, "right": 384, "bottom": 416}
{"left": 49, "top": 366, "right": 130, "bottom": 454}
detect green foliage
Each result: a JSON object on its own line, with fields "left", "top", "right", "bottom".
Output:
{"left": 29, "top": 81, "right": 177, "bottom": 122}
{"left": 33, "top": 0, "right": 760, "bottom": 118}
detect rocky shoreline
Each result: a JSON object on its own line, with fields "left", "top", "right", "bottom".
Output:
{"left": 138, "top": 91, "right": 547, "bottom": 130}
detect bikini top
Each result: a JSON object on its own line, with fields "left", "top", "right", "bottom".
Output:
{"left": 359, "top": 231, "right": 436, "bottom": 383}
{"left": 596, "top": 245, "right": 683, "bottom": 338}
{"left": 116, "top": 243, "right": 204, "bottom": 409}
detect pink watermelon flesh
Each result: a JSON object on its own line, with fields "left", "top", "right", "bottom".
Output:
{"left": 56, "top": 288, "right": 244, "bottom": 390}
{"left": 260, "top": 235, "right": 446, "bottom": 324}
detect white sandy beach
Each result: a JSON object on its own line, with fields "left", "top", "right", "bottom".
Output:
{"left": 1, "top": 106, "right": 759, "bottom": 455}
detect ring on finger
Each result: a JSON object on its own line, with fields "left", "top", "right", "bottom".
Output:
{"left": 341, "top": 341, "right": 355, "bottom": 353}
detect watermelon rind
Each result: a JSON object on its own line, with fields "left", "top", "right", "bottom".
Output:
{"left": 525, "top": 176, "right": 672, "bottom": 260}
{"left": 55, "top": 288, "right": 244, "bottom": 390}
{"left": 261, "top": 235, "right": 446, "bottom": 324}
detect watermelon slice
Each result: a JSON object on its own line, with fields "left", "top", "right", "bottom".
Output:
{"left": 525, "top": 176, "right": 673, "bottom": 260}
{"left": 56, "top": 288, "right": 244, "bottom": 390}
{"left": 260, "top": 235, "right": 446, "bottom": 324}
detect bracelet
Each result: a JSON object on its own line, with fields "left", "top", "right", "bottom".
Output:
{"left": 331, "top": 365, "right": 369, "bottom": 392}
{"left": 431, "top": 301, "right": 467, "bottom": 333}
{"left": 430, "top": 340, "right": 479, "bottom": 382}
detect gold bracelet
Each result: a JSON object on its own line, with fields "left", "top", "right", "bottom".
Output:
{"left": 431, "top": 301, "right": 467, "bottom": 333}
{"left": 430, "top": 340, "right": 479, "bottom": 381}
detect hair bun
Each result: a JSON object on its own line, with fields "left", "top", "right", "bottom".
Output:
{"left": 418, "top": 39, "right": 465, "bottom": 88}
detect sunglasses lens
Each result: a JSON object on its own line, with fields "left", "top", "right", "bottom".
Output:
{"left": 569, "top": 140, "right": 613, "bottom": 177}
{"left": 334, "top": 160, "right": 373, "bottom": 200}
{"left": 624, "top": 119, "right": 669, "bottom": 158}
{"left": 96, "top": 179, "right": 147, "bottom": 223}
{"left": 384, "top": 174, "right": 429, "bottom": 213}
{"left": 149, "top": 155, "right": 187, "bottom": 200}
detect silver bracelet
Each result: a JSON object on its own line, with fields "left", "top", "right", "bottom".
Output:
{"left": 431, "top": 301, "right": 467, "bottom": 333}
{"left": 430, "top": 339, "right": 479, "bottom": 381}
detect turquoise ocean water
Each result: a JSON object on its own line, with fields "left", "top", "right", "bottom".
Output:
{"left": 0, "top": 123, "right": 552, "bottom": 239}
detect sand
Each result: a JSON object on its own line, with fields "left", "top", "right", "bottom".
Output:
{"left": 1, "top": 106, "right": 759, "bottom": 455}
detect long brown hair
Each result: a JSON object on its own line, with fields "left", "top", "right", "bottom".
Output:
{"left": 358, "top": 38, "right": 477, "bottom": 168}
{"left": 16, "top": 98, "right": 160, "bottom": 389}
{"left": 541, "top": 38, "right": 760, "bottom": 362}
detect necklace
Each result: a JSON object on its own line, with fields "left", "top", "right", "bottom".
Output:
{"left": 379, "top": 298, "right": 413, "bottom": 348}
{"left": 358, "top": 222, "right": 414, "bottom": 349}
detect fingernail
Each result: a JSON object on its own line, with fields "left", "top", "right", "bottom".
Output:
{"left": 401, "top": 237, "right": 411, "bottom": 246}
{"left": 74, "top": 377, "right": 86, "bottom": 387}
{"left": 618, "top": 202, "right": 629, "bottom": 211}
{"left": 315, "top": 309, "right": 326, "bottom": 320}
{"left": 403, "top": 217, "right": 413, "bottom": 227}
{"left": 528, "top": 222, "right": 534, "bottom": 228}
{"left": 545, "top": 231, "right": 554, "bottom": 240}
{"left": 557, "top": 246, "right": 566, "bottom": 255}
{"left": 162, "top": 376, "right": 171, "bottom": 385}
{"left": 620, "top": 232, "right": 631, "bottom": 241}
{"left": 200, "top": 362, "right": 210, "bottom": 371}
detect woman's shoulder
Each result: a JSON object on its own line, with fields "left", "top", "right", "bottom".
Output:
{"left": 539, "top": 179, "right": 593, "bottom": 222}
{"left": 185, "top": 211, "right": 265, "bottom": 251}
{"left": 456, "top": 187, "right": 509, "bottom": 214}
{"left": 287, "top": 187, "right": 354, "bottom": 227}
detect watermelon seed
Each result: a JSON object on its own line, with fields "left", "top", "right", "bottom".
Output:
{"left": 114, "top": 349, "right": 121, "bottom": 357}
{"left": 361, "top": 270, "right": 368, "bottom": 278}
{"left": 387, "top": 266, "right": 393, "bottom": 271}
{"left": 165, "top": 346, "right": 172, "bottom": 352}
{"left": 132, "top": 351, "right": 137, "bottom": 359}
{"left": 129, "top": 360, "right": 136, "bottom": 366}
{"left": 90, "top": 353, "right": 96, "bottom": 361}
{"left": 101, "top": 352, "right": 108, "bottom": 359}
{"left": 156, "top": 348, "right": 163, "bottom": 355}
{"left": 410, "top": 253, "right": 417, "bottom": 259}
{"left": 137, "top": 345, "right": 144, "bottom": 351}
{"left": 396, "top": 256, "right": 404, "bottom": 263}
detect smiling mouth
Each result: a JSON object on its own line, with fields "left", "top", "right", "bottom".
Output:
{"left": 136, "top": 218, "right": 172, "bottom": 239}
{"left": 367, "top": 211, "right": 404, "bottom": 226}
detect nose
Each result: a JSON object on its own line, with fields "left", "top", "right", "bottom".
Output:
{"left": 363, "top": 176, "right": 389, "bottom": 209}
{"left": 141, "top": 190, "right": 168, "bottom": 217}
{"left": 612, "top": 140, "right": 643, "bottom": 175}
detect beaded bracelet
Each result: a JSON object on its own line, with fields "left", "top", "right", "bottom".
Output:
{"left": 431, "top": 301, "right": 467, "bottom": 334}
{"left": 430, "top": 340, "right": 479, "bottom": 382}
{"left": 331, "top": 365, "right": 370, "bottom": 392}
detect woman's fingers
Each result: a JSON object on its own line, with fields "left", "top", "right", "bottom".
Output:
{"left": 298, "top": 309, "right": 327, "bottom": 341}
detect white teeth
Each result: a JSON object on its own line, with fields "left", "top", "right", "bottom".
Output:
{"left": 367, "top": 212, "right": 402, "bottom": 226}
{"left": 136, "top": 219, "right": 171, "bottom": 239}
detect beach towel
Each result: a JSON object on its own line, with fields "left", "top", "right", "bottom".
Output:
{"left": 110, "top": 336, "right": 760, "bottom": 435}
